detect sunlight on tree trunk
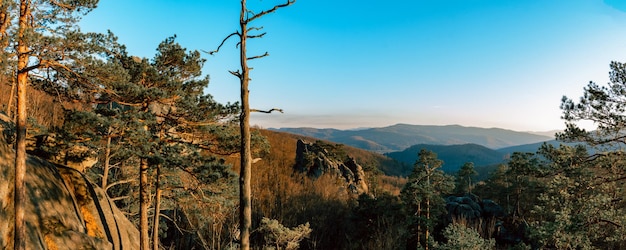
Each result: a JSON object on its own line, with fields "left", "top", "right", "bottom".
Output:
{"left": 211, "top": 1, "right": 295, "bottom": 249}
{"left": 14, "top": 0, "right": 29, "bottom": 249}
{"left": 152, "top": 165, "right": 162, "bottom": 250}
{"left": 1, "top": 0, "right": 12, "bottom": 118}
{"left": 6, "top": 82, "right": 14, "bottom": 118}
{"left": 101, "top": 125, "right": 112, "bottom": 190}
{"left": 140, "top": 158, "right": 150, "bottom": 250}
{"left": 238, "top": 1, "right": 252, "bottom": 248}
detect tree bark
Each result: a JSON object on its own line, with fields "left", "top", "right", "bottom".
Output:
{"left": 2, "top": 0, "right": 14, "bottom": 119}
{"left": 238, "top": 1, "right": 252, "bottom": 249}
{"left": 416, "top": 202, "right": 421, "bottom": 246}
{"left": 152, "top": 165, "right": 162, "bottom": 250}
{"left": 14, "top": 1, "right": 29, "bottom": 249}
{"left": 0, "top": 1, "right": 9, "bottom": 41}
{"left": 101, "top": 125, "right": 112, "bottom": 190}
{"left": 6, "top": 80, "right": 14, "bottom": 118}
{"left": 140, "top": 158, "right": 150, "bottom": 250}
{"left": 207, "top": 1, "right": 293, "bottom": 248}
{"left": 425, "top": 175, "right": 430, "bottom": 250}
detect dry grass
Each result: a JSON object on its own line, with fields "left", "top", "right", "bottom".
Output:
{"left": 0, "top": 82, "right": 86, "bottom": 129}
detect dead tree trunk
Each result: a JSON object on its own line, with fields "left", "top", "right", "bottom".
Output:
{"left": 210, "top": 1, "right": 295, "bottom": 249}
{"left": 238, "top": 2, "right": 252, "bottom": 248}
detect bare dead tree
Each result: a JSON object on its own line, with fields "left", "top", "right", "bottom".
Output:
{"left": 209, "top": 1, "right": 295, "bottom": 249}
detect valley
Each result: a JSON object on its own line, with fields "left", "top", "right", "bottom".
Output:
{"left": 274, "top": 124, "right": 560, "bottom": 175}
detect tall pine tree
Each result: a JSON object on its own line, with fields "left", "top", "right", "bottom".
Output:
{"left": 8, "top": 0, "right": 99, "bottom": 248}
{"left": 401, "top": 149, "right": 454, "bottom": 250}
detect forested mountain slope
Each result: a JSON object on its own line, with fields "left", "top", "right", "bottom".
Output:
{"left": 274, "top": 123, "right": 553, "bottom": 153}
{"left": 385, "top": 143, "right": 506, "bottom": 174}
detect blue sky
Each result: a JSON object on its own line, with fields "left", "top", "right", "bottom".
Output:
{"left": 79, "top": 0, "right": 626, "bottom": 131}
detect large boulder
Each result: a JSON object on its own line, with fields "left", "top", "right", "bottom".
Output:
{"left": 0, "top": 113, "right": 139, "bottom": 250}
{"left": 294, "top": 139, "right": 369, "bottom": 194}
{"left": 445, "top": 193, "right": 504, "bottom": 221}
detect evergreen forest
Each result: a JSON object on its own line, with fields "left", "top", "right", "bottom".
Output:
{"left": 1, "top": 1, "right": 626, "bottom": 250}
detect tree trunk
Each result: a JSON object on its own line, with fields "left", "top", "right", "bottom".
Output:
{"left": 425, "top": 196, "right": 430, "bottom": 250}
{"left": 0, "top": 1, "right": 9, "bottom": 41}
{"left": 416, "top": 202, "right": 421, "bottom": 247}
{"left": 140, "top": 158, "right": 150, "bottom": 250}
{"left": 101, "top": 125, "right": 112, "bottom": 190}
{"left": 6, "top": 80, "right": 14, "bottom": 118}
{"left": 239, "top": 1, "right": 252, "bottom": 249}
{"left": 152, "top": 165, "right": 162, "bottom": 250}
{"left": 0, "top": 1, "right": 12, "bottom": 118}
{"left": 14, "top": 1, "right": 29, "bottom": 249}
{"left": 425, "top": 174, "right": 430, "bottom": 250}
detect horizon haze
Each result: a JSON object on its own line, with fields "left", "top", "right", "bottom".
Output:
{"left": 79, "top": 0, "right": 626, "bottom": 132}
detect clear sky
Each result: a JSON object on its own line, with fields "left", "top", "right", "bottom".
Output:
{"left": 79, "top": 0, "right": 626, "bottom": 132}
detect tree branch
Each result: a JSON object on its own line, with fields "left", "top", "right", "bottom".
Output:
{"left": 251, "top": 108, "right": 283, "bottom": 113}
{"left": 246, "top": 9, "right": 256, "bottom": 18}
{"left": 247, "top": 26, "right": 264, "bottom": 32}
{"left": 247, "top": 32, "right": 267, "bottom": 39}
{"left": 599, "top": 219, "right": 622, "bottom": 228}
{"left": 106, "top": 178, "right": 136, "bottom": 191}
{"left": 246, "top": 0, "right": 296, "bottom": 24}
{"left": 49, "top": 0, "right": 78, "bottom": 10}
{"left": 247, "top": 52, "right": 269, "bottom": 61}
{"left": 206, "top": 31, "right": 240, "bottom": 55}
{"left": 110, "top": 195, "right": 131, "bottom": 202}
{"left": 229, "top": 70, "right": 242, "bottom": 78}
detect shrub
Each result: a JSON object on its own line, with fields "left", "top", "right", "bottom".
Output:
{"left": 436, "top": 223, "right": 495, "bottom": 250}
{"left": 257, "top": 217, "right": 312, "bottom": 250}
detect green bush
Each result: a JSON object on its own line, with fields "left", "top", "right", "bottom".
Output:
{"left": 436, "top": 223, "right": 495, "bottom": 250}
{"left": 258, "top": 217, "right": 312, "bottom": 250}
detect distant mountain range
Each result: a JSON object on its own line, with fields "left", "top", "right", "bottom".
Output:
{"left": 384, "top": 140, "right": 569, "bottom": 175}
{"left": 272, "top": 124, "right": 555, "bottom": 153}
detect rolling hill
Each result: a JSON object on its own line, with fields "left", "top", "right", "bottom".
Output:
{"left": 385, "top": 143, "right": 507, "bottom": 174}
{"left": 385, "top": 140, "right": 582, "bottom": 175}
{"left": 273, "top": 124, "right": 553, "bottom": 153}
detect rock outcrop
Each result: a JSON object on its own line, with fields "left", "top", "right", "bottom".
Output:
{"left": 445, "top": 194, "right": 505, "bottom": 221}
{"left": 0, "top": 113, "right": 139, "bottom": 250}
{"left": 294, "top": 139, "right": 369, "bottom": 194}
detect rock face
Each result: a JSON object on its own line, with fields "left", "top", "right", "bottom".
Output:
{"left": 294, "top": 139, "right": 369, "bottom": 194}
{"left": 445, "top": 194, "right": 505, "bottom": 221}
{"left": 0, "top": 113, "right": 139, "bottom": 250}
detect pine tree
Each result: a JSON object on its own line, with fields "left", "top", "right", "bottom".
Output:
{"left": 506, "top": 152, "right": 541, "bottom": 222}
{"left": 60, "top": 35, "right": 241, "bottom": 249}
{"left": 8, "top": 0, "right": 99, "bottom": 248}
{"left": 455, "top": 162, "right": 477, "bottom": 195}
{"left": 401, "top": 149, "right": 454, "bottom": 250}
{"left": 14, "top": 2, "right": 29, "bottom": 248}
